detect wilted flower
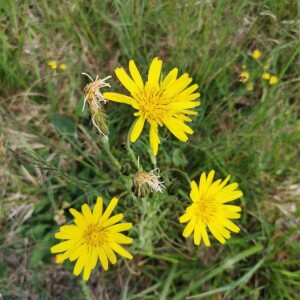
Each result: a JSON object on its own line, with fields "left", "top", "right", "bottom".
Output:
{"left": 82, "top": 73, "right": 111, "bottom": 138}
{"left": 133, "top": 168, "right": 165, "bottom": 197}
{"left": 246, "top": 83, "right": 254, "bottom": 91}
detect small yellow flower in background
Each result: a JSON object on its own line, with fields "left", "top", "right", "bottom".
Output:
{"left": 251, "top": 49, "right": 262, "bottom": 60}
{"left": 238, "top": 71, "right": 250, "bottom": 83}
{"left": 46, "top": 51, "right": 53, "bottom": 58}
{"left": 241, "top": 63, "right": 247, "bottom": 69}
{"left": 51, "top": 197, "right": 133, "bottom": 281}
{"left": 269, "top": 75, "right": 279, "bottom": 85}
{"left": 59, "top": 63, "right": 67, "bottom": 70}
{"left": 262, "top": 72, "right": 271, "bottom": 80}
{"left": 246, "top": 83, "right": 254, "bottom": 91}
{"left": 48, "top": 60, "right": 57, "bottom": 69}
{"left": 82, "top": 73, "right": 112, "bottom": 138}
{"left": 133, "top": 168, "right": 165, "bottom": 197}
{"left": 103, "top": 57, "right": 201, "bottom": 156}
{"left": 179, "top": 170, "right": 243, "bottom": 246}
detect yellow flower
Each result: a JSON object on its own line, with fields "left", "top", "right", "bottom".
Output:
{"left": 251, "top": 49, "right": 262, "bottom": 60}
{"left": 103, "top": 57, "right": 201, "bottom": 156}
{"left": 47, "top": 60, "right": 57, "bottom": 69}
{"left": 269, "top": 75, "right": 279, "bottom": 85}
{"left": 246, "top": 83, "right": 254, "bottom": 91}
{"left": 59, "top": 63, "right": 67, "bottom": 70}
{"left": 238, "top": 71, "right": 250, "bottom": 83}
{"left": 262, "top": 72, "right": 271, "bottom": 80}
{"left": 179, "top": 170, "right": 243, "bottom": 246}
{"left": 241, "top": 63, "right": 247, "bottom": 69}
{"left": 51, "top": 197, "right": 133, "bottom": 281}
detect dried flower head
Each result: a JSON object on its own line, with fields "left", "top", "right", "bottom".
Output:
{"left": 82, "top": 73, "right": 111, "bottom": 138}
{"left": 133, "top": 168, "right": 165, "bottom": 197}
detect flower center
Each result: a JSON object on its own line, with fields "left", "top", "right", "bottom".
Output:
{"left": 83, "top": 224, "right": 108, "bottom": 247}
{"left": 194, "top": 198, "right": 218, "bottom": 223}
{"left": 134, "top": 85, "right": 169, "bottom": 123}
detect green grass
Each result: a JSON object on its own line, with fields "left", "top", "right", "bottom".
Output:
{"left": 1, "top": 0, "right": 299, "bottom": 299}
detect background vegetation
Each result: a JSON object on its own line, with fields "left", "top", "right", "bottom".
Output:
{"left": 1, "top": 0, "right": 299, "bottom": 299}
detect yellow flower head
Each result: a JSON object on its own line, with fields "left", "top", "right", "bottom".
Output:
{"left": 59, "top": 63, "right": 67, "bottom": 70}
{"left": 51, "top": 197, "right": 133, "bottom": 281}
{"left": 179, "top": 170, "right": 243, "bottom": 246}
{"left": 251, "top": 49, "right": 262, "bottom": 60}
{"left": 246, "top": 83, "right": 254, "bottom": 91}
{"left": 47, "top": 60, "right": 57, "bottom": 69}
{"left": 262, "top": 72, "right": 271, "bottom": 80}
{"left": 238, "top": 71, "right": 250, "bottom": 83}
{"left": 103, "top": 57, "right": 201, "bottom": 156}
{"left": 269, "top": 75, "right": 279, "bottom": 85}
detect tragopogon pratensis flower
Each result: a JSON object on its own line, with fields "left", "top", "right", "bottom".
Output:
{"left": 103, "top": 57, "right": 201, "bottom": 155}
{"left": 51, "top": 197, "right": 133, "bottom": 281}
{"left": 179, "top": 171, "right": 243, "bottom": 246}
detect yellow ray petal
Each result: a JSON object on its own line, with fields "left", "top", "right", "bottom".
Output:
{"left": 130, "top": 116, "right": 145, "bottom": 143}
{"left": 69, "top": 244, "right": 86, "bottom": 261}
{"left": 103, "top": 244, "right": 117, "bottom": 265}
{"left": 83, "top": 265, "right": 92, "bottom": 281}
{"left": 110, "top": 242, "right": 133, "bottom": 259}
{"left": 222, "top": 205, "right": 242, "bottom": 212}
{"left": 208, "top": 223, "right": 226, "bottom": 244}
{"left": 147, "top": 57, "right": 162, "bottom": 86}
{"left": 218, "top": 191, "right": 243, "bottom": 203}
{"left": 169, "top": 101, "right": 201, "bottom": 111}
{"left": 90, "top": 247, "right": 98, "bottom": 270}
{"left": 69, "top": 208, "right": 87, "bottom": 228}
{"left": 108, "top": 222, "right": 132, "bottom": 233}
{"left": 111, "top": 232, "right": 133, "bottom": 244}
{"left": 193, "top": 223, "right": 202, "bottom": 245}
{"left": 200, "top": 224, "right": 210, "bottom": 247}
{"left": 51, "top": 240, "right": 76, "bottom": 253}
{"left": 99, "top": 197, "right": 118, "bottom": 225}
{"left": 182, "top": 217, "right": 196, "bottom": 238}
{"left": 54, "top": 231, "right": 82, "bottom": 240}
{"left": 129, "top": 60, "right": 144, "bottom": 89}
{"left": 180, "top": 84, "right": 199, "bottom": 96}
{"left": 97, "top": 247, "right": 109, "bottom": 271}
{"left": 163, "top": 117, "right": 191, "bottom": 142}
{"left": 190, "top": 180, "right": 199, "bottom": 202}
{"left": 198, "top": 172, "right": 207, "bottom": 199}
{"left": 167, "top": 73, "right": 192, "bottom": 94}
{"left": 103, "top": 92, "right": 134, "bottom": 105}
{"left": 115, "top": 67, "right": 138, "bottom": 94}
{"left": 220, "top": 211, "right": 241, "bottom": 219}
{"left": 73, "top": 253, "right": 86, "bottom": 276}
{"left": 219, "top": 218, "right": 240, "bottom": 233}
{"left": 81, "top": 204, "right": 93, "bottom": 222}
{"left": 161, "top": 67, "right": 178, "bottom": 88}
{"left": 102, "top": 213, "right": 124, "bottom": 228}
{"left": 92, "top": 197, "right": 103, "bottom": 223}
{"left": 149, "top": 124, "right": 160, "bottom": 156}
{"left": 179, "top": 213, "right": 192, "bottom": 223}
